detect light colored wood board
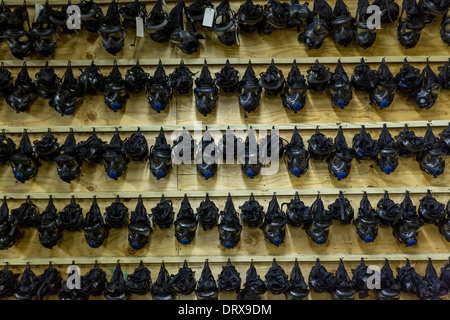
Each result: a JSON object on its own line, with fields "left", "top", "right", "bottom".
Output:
{"left": 0, "top": 1, "right": 448, "bottom": 61}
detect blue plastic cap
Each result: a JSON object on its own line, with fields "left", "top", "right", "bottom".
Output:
{"left": 224, "top": 242, "right": 234, "bottom": 249}
{"left": 315, "top": 238, "right": 326, "bottom": 245}
{"left": 245, "top": 170, "right": 254, "bottom": 179}
{"left": 336, "top": 100, "right": 345, "bottom": 108}
{"left": 400, "top": 82, "right": 407, "bottom": 88}
{"left": 273, "top": 237, "right": 283, "bottom": 246}
{"left": 363, "top": 236, "right": 374, "bottom": 243}
{"left": 380, "top": 100, "right": 390, "bottom": 108}
{"left": 153, "top": 103, "right": 162, "bottom": 112}
{"left": 108, "top": 171, "right": 118, "bottom": 180}
{"left": 64, "top": 108, "right": 74, "bottom": 116}
{"left": 406, "top": 239, "right": 417, "bottom": 247}
{"left": 291, "top": 168, "right": 300, "bottom": 177}
{"left": 111, "top": 103, "right": 121, "bottom": 112}
{"left": 433, "top": 168, "right": 443, "bottom": 177}
{"left": 293, "top": 103, "right": 303, "bottom": 111}
{"left": 337, "top": 172, "right": 347, "bottom": 180}
{"left": 155, "top": 171, "right": 166, "bottom": 179}
{"left": 131, "top": 243, "right": 141, "bottom": 251}
{"left": 383, "top": 166, "right": 393, "bottom": 174}
{"left": 204, "top": 171, "right": 214, "bottom": 179}
{"left": 358, "top": 152, "right": 363, "bottom": 157}
{"left": 14, "top": 173, "right": 24, "bottom": 183}
{"left": 89, "top": 241, "right": 99, "bottom": 248}
{"left": 181, "top": 239, "right": 190, "bottom": 245}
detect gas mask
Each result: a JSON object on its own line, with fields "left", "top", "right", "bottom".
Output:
{"left": 128, "top": 195, "right": 153, "bottom": 251}
{"left": 10, "top": 130, "right": 41, "bottom": 183}
{"left": 3, "top": 4, "right": 34, "bottom": 59}
{"left": 76, "top": 128, "right": 105, "bottom": 163}
{"left": 261, "top": 193, "right": 287, "bottom": 246}
{"left": 31, "top": 262, "right": 63, "bottom": 300}
{"left": 0, "top": 197, "right": 21, "bottom": 250}
{"left": 150, "top": 194, "right": 175, "bottom": 228}
{"left": 438, "top": 199, "right": 450, "bottom": 241}
{"left": 352, "top": 125, "right": 378, "bottom": 161}
{"left": 395, "top": 124, "right": 426, "bottom": 158}
{"left": 79, "top": 61, "right": 106, "bottom": 95}
{"left": 50, "top": 61, "right": 83, "bottom": 116}
{"left": 282, "top": 59, "right": 308, "bottom": 112}
{"left": 330, "top": 0, "right": 354, "bottom": 47}
{"left": 378, "top": 260, "right": 401, "bottom": 300}
{"left": 217, "top": 259, "right": 241, "bottom": 293}
{"left": 282, "top": 191, "right": 311, "bottom": 227}
{"left": 6, "top": 62, "right": 37, "bottom": 113}
{"left": 0, "top": 1, "right": 11, "bottom": 38}
{"left": 102, "top": 129, "right": 130, "bottom": 180}
{"left": 151, "top": 262, "right": 175, "bottom": 300}
{"left": 327, "top": 126, "right": 355, "bottom": 180}
{"left": 328, "top": 191, "right": 354, "bottom": 224}
{"left": 104, "top": 261, "right": 128, "bottom": 300}
{"left": 240, "top": 128, "right": 262, "bottom": 179}
{"left": 376, "top": 191, "right": 400, "bottom": 226}
{"left": 169, "top": 1, "right": 205, "bottom": 55}
{"left": 195, "top": 260, "right": 219, "bottom": 300}
{"left": 418, "top": 189, "right": 445, "bottom": 224}
{"left": 423, "top": 0, "right": 449, "bottom": 23}
{"left": 416, "top": 124, "right": 446, "bottom": 177}
{"left": 237, "top": 0, "right": 264, "bottom": 33}
{"left": 0, "top": 130, "right": 15, "bottom": 165}
{"left": 213, "top": 0, "right": 238, "bottom": 46}
{"left": 283, "top": 126, "right": 310, "bottom": 177}
{"left": 196, "top": 193, "right": 219, "bottom": 230}
{"left": 351, "top": 258, "right": 371, "bottom": 299}
{"left": 265, "top": 259, "right": 289, "bottom": 294}
{"left": 395, "top": 58, "right": 422, "bottom": 96}
{"left": 149, "top": 128, "right": 172, "bottom": 179}
{"left": 30, "top": 2, "right": 59, "bottom": 57}
{"left": 308, "top": 258, "right": 335, "bottom": 294}
{"left": 48, "top": 0, "right": 74, "bottom": 34}
{"left": 299, "top": 0, "right": 332, "bottom": 49}
{"left": 396, "top": 258, "right": 423, "bottom": 295}
{"left": 333, "top": 260, "right": 356, "bottom": 300}
{"left": 147, "top": 60, "right": 173, "bottom": 113}
{"left": 441, "top": 13, "right": 450, "bottom": 44}
{"left": 238, "top": 61, "right": 262, "bottom": 117}
{"left": 440, "top": 123, "right": 450, "bottom": 155}
{"left": 218, "top": 194, "right": 242, "bottom": 249}
{"left": 305, "top": 194, "right": 333, "bottom": 244}
{"left": 185, "top": 0, "right": 213, "bottom": 24}
{"left": 54, "top": 130, "right": 83, "bottom": 183}
{"left": 169, "top": 60, "right": 195, "bottom": 94}
{"left": 56, "top": 196, "right": 83, "bottom": 231}
{"left": 306, "top": 59, "right": 332, "bottom": 93}
{"left": 34, "top": 62, "right": 60, "bottom": 99}
{"left": 174, "top": 194, "right": 198, "bottom": 245}
{"left": 194, "top": 60, "right": 219, "bottom": 116}
{"left": 370, "top": 58, "right": 397, "bottom": 109}
{"left": 240, "top": 193, "right": 265, "bottom": 227}
{"left": 376, "top": 124, "right": 399, "bottom": 174}
{"left": 173, "top": 127, "right": 197, "bottom": 161}
{"left": 125, "top": 60, "right": 149, "bottom": 94}
{"left": 99, "top": 0, "right": 125, "bottom": 56}
{"left": 119, "top": 0, "right": 146, "bottom": 28}
{"left": 397, "top": 0, "right": 426, "bottom": 49}
{"left": 286, "top": 259, "right": 309, "bottom": 300}
{"left": 413, "top": 62, "right": 441, "bottom": 110}
{"left": 329, "top": 59, "right": 352, "bottom": 109}
{"left": 259, "top": 59, "right": 285, "bottom": 96}
{"left": 308, "top": 126, "right": 335, "bottom": 161}
{"left": 169, "top": 260, "right": 196, "bottom": 295}
{"left": 124, "top": 128, "right": 149, "bottom": 161}
{"left": 104, "top": 195, "right": 129, "bottom": 229}
{"left": 261, "top": 0, "right": 288, "bottom": 35}
{"left": 393, "top": 191, "right": 423, "bottom": 246}
{"left": 76, "top": 261, "right": 107, "bottom": 299}
{"left": 14, "top": 264, "right": 37, "bottom": 300}
{"left": 237, "top": 261, "right": 267, "bottom": 300}
{"left": 218, "top": 127, "right": 239, "bottom": 162}
{"left": 82, "top": 197, "right": 109, "bottom": 248}
{"left": 104, "top": 61, "right": 129, "bottom": 112}
{"left": 79, "top": 0, "right": 104, "bottom": 33}
{"left": 0, "top": 62, "right": 13, "bottom": 99}
{"left": 354, "top": 192, "right": 380, "bottom": 243}
{"left": 351, "top": 58, "right": 379, "bottom": 91}
{"left": 354, "top": 0, "right": 378, "bottom": 48}
{"left": 145, "top": 0, "right": 170, "bottom": 43}
{"left": 372, "top": 0, "right": 400, "bottom": 23}
{"left": 0, "top": 263, "right": 19, "bottom": 299}
{"left": 438, "top": 59, "right": 450, "bottom": 90}
{"left": 418, "top": 259, "right": 448, "bottom": 300}
{"left": 215, "top": 59, "right": 240, "bottom": 93}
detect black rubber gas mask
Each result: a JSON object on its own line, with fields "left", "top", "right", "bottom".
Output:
{"left": 239, "top": 193, "right": 265, "bottom": 228}
{"left": 238, "top": 61, "right": 262, "bottom": 116}
{"left": 10, "top": 131, "right": 41, "bottom": 183}
{"left": 394, "top": 192, "right": 423, "bottom": 246}
{"left": 354, "top": 0, "right": 378, "bottom": 49}
{"left": 82, "top": 197, "right": 109, "bottom": 248}
{"left": 172, "top": 127, "right": 197, "bottom": 162}
{"left": 102, "top": 129, "right": 130, "bottom": 180}
{"left": 308, "top": 126, "right": 335, "bottom": 161}
{"left": 124, "top": 128, "right": 149, "bottom": 162}
{"left": 50, "top": 61, "right": 83, "bottom": 116}
{"left": 3, "top": 4, "right": 34, "bottom": 59}
{"left": 334, "top": 260, "right": 356, "bottom": 300}
{"left": 261, "top": 0, "right": 288, "bottom": 35}
{"left": 0, "top": 0, "right": 11, "bottom": 38}
{"left": 125, "top": 60, "right": 149, "bottom": 94}
{"left": 76, "top": 128, "right": 105, "bottom": 164}
{"left": 299, "top": 0, "right": 332, "bottom": 49}
{"left": 305, "top": 194, "right": 333, "bottom": 244}
{"left": 413, "top": 62, "right": 441, "bottom": 110}
{"left": 282, "top": 191, "right": 311, "bottom": 227}
{"left": 331, "top": 0, "right": 354, "bottom": 47}
{"left": 195, "top": 260, "right": 219, "bottom": 300}
{"left": 174, "top": 194, "right": 198, "bottom": 245}
{"left": 104, "top": 61, "right": 129, "bottom": 112}
{"left": 145, "top": 0, "right": 170, "bottom": 43}
{"left": 419, "top": 189, "right": 446, "bottom": 224}
{"left": 352, "top": 125, "right": 378, "bottom": 161}
{"left": 104, "top": 261, "right": 128, "bottom": 300}
{"left": 30, "top": 129, "right": 58, "bottom": 163}
{"left": 354, "top": 192, "right": 380, "bottom": 243}
{"left": 352, "top": 258, "right": 371, "bottom": 299}
{"left": 240, "top": 128, "right": 262, "bottom": 179}
{"left": 128, "top": 195, "right": 152, "bottom": 251}
{"left": 119, "top": 0, "right": 146, "bottom": 28}
{"left": 169, "top": 60, "right": 195, "bottom": 94}
{"left": 259, "top": 59, "right": 285, "bottom": 96}
{"left": 308, "top": 258, "right": 335, "bottom": 294}
{"left": 30, "top": 1, "right": 59, "bottom": 57}
{"left": 0, "top": 197, "right": 21, "bottom": 250}
{"left": 185, "top": 0, "right": 213, "bottom": 23}
{"left": 8, "top": 196, "right": 38, "bottom": 231}
{"left": 307, "top": 59, "right": 332, "bottom": 93}
{"left": 147, "top": 60, "right": 173, "bottom": 113}
{"left": 218, "top": 194, "right": 242, "bottom": 249}
{"left": 125, "top": 260, "right": 151, "bottom": 296}
{"left": 151, "top": 262, "right": 175, "bottom": 300}
{"left": 34, "top": 62, "right": 60, "bottom": 99}
{"left": 351, "top": 58, "right": 379, "bottom": 91}
{"left": 79, "top": 0, "right": 104, "bottom": 33}
{"left": 149, "top": 128, "right": 172, "bottom": 179}
{"left": 6, "top": 62, "right": 37, "bottom": 113}
{"left": 196, "top": 194, "right": 219, "bottom": 230}
{"left": 0, "top": 62, "right": 13, "bottom": 99}
{"left": 0, "top": 263, "right": 19, "bottom": 299}
{"left": 169, "top": 260, "right": 196, "bottom": 295}
{"left": 0, "top": 130, "right": 15, "bottom": 165}
{"left": 237, "top": 0, "right": 264, "bottom": 33}
{"left": 47, "top": 0, "right": 74, "bottom": 34}
{"left": 440, "top": 123, "right": 450, "bottom": 155}
{"left": 328, "top": 191, "right": 354, "bottom": 224}
{"left": 215, "top": 59, "right": 240, "bottom": 93}
{"left": 376, "top": 124, "right": 399, "bottom": 174}
{"left": 370, "top": 58, "right": 397, "bottom": 109}
{"left": 395, "top": 124, "right": 426, "bottom": 158}
{"left": 237, "top": 261, "right": 267, "bottom": 300}
{"left": 416, "top": 124, "right": 446, "bottom": 177}
{"left": 283, "top": 127, "right": 310, "bottom": 177}
{"left": 104, "top": 195, "right": 129, "bottom": 229}
{"left": 260, "top": 194, "right": 287, "bottom": 246}
{"left": 264, "top": 259, "right": 289, "bottom": 294}
{"left": 286, "top": 259, "right": 310, "bottom": 300}
{"left": 56, "top": 196, "right": 83, "bottom": 231}
{"left": 397, "top": 0, "right": 426, "bottom": 49}
{"left": 79, "top": 61, "right": 106, "bottom": 95}
{"left": 213, "top": 0, "right": 238, "bottom": 46}
{"left": 441, "top": 13, "right": 450, "bottom": 44}
{"left": 438, "top": 199, "right": 450, "bottom": 241}
{"left": 328, "top": 126, "right": 355, "bottom": 180}
{"left": 395, "top": 58, "right": 422, "bottom": 96}
{"left": 438, "top": 59, "right": 450, "bottom": 90}
{"left": 196, "top": 130, "right": 219, "bottom": 180}
{"left": 99, "top": 0, "right": 125, "bottom": 56}
{"left": 282, "top": 60, "right": 308, "bottom": 112}
{"left": 217, "top": 259, "right": 241, "bottom": 293}
{"left": 329, "top": 60, "right": 352, "bottom": 109}
{"left": 54, "top": 130, "right": 83, "bottom": 183}
{"left": 194, "top": 60, "right": 219, "bottom": 116}
{"left": 376, "top": 191, "right": 400, "bottom": 226}
{"left": 423, "top": 0, "right": 449, "bottom": 23}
